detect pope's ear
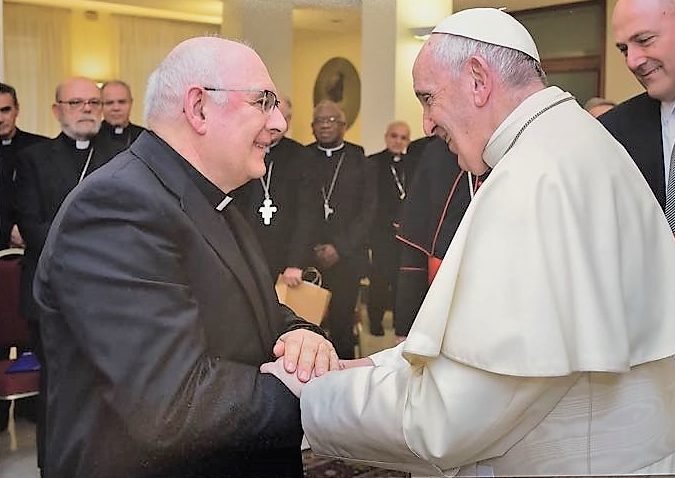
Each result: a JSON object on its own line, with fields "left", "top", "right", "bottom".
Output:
{"left": 467, "top": 56, "right": 492, "bottom": 107}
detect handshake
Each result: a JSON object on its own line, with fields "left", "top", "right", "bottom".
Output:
{"left": 260, "top": 328, "right": 374, "bottom": 397}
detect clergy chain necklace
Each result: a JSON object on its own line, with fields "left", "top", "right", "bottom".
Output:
{"left": 258, "top": 160, "right": 277, "bottom": 226}
{"left": 503, "top": 96, "right": 576, "bottom": 157}
{"left": 78, "top": 148, "right": 94, "bottom": 184}
{"left": 321, "top": 152, "right": 345, "bottom": 220}
{"left": 259, "top": 160, "right": 274, "bottom": 201}
{"left": 390, "top": 159, "right": 406, "bottom": 200}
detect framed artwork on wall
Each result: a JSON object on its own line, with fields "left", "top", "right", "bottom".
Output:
{"left": 313, "top": 57, "right": 361, "bottom": 129}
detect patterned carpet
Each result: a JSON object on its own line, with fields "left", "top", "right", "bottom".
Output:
{"left": 303, "top": 449, "right": 409, "bottom": 477}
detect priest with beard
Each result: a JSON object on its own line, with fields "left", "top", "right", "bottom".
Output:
{"left": 233, "top": 95, "right": 320, "bottom": 285}
{"left": 306, "top": 100, "right": 376, "bottom": 359}
{"left": 15, "top": 76, "right": 120, "bottom": 475}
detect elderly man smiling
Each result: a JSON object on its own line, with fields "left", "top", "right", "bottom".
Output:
{"left": 264, "top": 8, "right": 675, "bottom": 477}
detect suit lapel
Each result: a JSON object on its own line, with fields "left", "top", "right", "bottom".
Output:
{"left": 635, "top": 95, "right": 666, "bottom": 207}
{"left": 222, "top": 206, "right": 280, "bottom": 335}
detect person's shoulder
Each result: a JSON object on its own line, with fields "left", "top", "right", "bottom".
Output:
{"left": 16, "top": 129, "right": 49, "bottom": 146}
{"left": 17, "top": 136, "right": 57, "bottom": 163}
{"left": 279, "top": 136, "right": 303, "bottom": 148}
{"left": 367, "top": 149, "right": 388, "bottom": 160}
{"left": 344, "top": 141, "right": 365, "bottom": 157}
{"left": 599, "top": 92, "right": 658, "bottom": 126}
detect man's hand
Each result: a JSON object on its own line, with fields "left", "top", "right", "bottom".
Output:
{"left": 9, "top": 225, "right": 24, "bottom": 248}
{"left": 281, "top": 267, "right": 303, "bottom": 287}
{"left": 273, "top": 329, "right": 339, "bottom": 382}
{"left": 260, "top": 358, "right": 306, "bottom": 398}
{"left": 314, "top": 244, "right": 339, "bottom": 269}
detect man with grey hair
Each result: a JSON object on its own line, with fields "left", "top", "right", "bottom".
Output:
{"left": 263, "top": 8, "right": 675, "bottom": 476}
{"left": 15, "top": 75, "right": 119, "bottom": 476}
{"left": 600, "top": 0, "right": 675, "bottom": 232}
{"left": 33, "top": 37, "right": 337, "bottom": 478}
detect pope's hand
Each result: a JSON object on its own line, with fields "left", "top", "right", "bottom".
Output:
{"left": 260, "top": 358, "right": 305, "bottom": 398}
{"left": 273, "top": 329, "right": 339, "bottom": 382}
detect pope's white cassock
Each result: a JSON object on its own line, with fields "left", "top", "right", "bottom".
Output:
{"left": 300, "top": 86, "right": 675, "bottom": 477}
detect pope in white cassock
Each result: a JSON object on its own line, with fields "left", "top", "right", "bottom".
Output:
{"left": 262, "top": 8, "right": 675, "bottom": 477}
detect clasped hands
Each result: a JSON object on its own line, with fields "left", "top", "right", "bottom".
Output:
{"left": 261, "top": 328, "right": 373, "bottom": 397}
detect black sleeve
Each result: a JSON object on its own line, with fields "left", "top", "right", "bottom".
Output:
{"left": 15, "top": 150, "right": 51, "bottom": 252}
{"left": 37, "top": 179, "right": 306, "bottom": 457}
{"left": 333, "top": 149, "right": 378, "bottom": 258}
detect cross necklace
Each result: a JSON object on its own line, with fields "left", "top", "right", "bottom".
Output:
{"left": 321, "top": 152, "right": 345, "bottom": 220}
{"left": 258, "top": 160, "right": 277, "bottom": 225}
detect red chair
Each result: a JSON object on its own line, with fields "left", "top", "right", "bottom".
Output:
{"left": 0, "top": 248, "right": 39, "bottom": 405}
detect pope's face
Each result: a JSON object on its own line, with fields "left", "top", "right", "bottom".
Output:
{"left": 413, "top": 39, "right": 488, "bottom": 175}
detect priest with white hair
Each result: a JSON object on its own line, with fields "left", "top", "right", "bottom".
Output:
{"left": 263, "top": 8, "right": 675, "bottom": 477}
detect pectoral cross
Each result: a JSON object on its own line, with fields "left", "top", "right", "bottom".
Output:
{"left": 259, "top": 198, "right": 277, "bottom": 225}
{"left": 323, "top": 200, "right": 334, "bottom": 221}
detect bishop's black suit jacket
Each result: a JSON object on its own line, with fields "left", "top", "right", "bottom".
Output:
{"left": 599, "top": 92, "right": 666, "bottom": 209}
{"left": 0, "top": 128, "right": 48, "bottom": 247}
{"left": 33, "top": 131, "right": 321, "bottom": 478}
{"left": 15, "top": 132, "right": 120, "bottom": 319}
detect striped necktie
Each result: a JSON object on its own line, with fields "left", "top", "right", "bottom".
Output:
{"left": 666, "top": 142, "right": 675, "bottom": 233}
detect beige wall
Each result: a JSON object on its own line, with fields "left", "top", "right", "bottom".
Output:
{"left": 70, "top": 9, "right": 117, "bottom": 81}
{"left": 291, "top": 28, "right": 362, "bottom": 146}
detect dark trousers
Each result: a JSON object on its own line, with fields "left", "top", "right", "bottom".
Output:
{"left": 368, "top": 236, "right": 400, "bottom": 332}
{"left": 321, "top": 259, "right": 361, "bottom": 359}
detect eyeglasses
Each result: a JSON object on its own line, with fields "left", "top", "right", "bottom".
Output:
{"left": 312, "top": 116, "right": 345, "bottom": 126}
{"left": 56, "top": 99, "right": 103, "bottom": 110}
{"left": 202, "top": 87, "right": 280, "bottom": 114}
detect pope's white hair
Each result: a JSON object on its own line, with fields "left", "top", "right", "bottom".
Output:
{"left": 428, "top": 33, "right": 547, "bottom": 89}
{"left": 144, "top": 37, "right": 233, "bottom": 126}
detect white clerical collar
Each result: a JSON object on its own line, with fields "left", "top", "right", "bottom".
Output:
{"left": 317, "top": 142, "right": 345, "bottom": 158}
{"left": 75, "top": 139, "right": 91, "bottom": 150}
{"left": 215, "top": 195, "right": 233, "bottom": 211}
{"left": 483, "top": 86, "right": 572, "bottom": 169}
{"left": 114, "top": 126, "right": 125, "bottom": 135}
{"left": 1, "top": 138, "right": 11, "bottom": 146}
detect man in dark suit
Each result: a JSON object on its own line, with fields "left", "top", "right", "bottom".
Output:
{"left": 600, "top": 0, "right": 675, "bottom": 231}
{"left": 15, "top": 76, "right": 120, "bottom": 475}
{"left": 0, "top": 82, "right": 47, "bottom": 432}
{"left": 307, "top": 100, "right": 376, "bottom": 359}
{"left": 233, "top": 95, "right": 320, "bottom": 285}
{"left": 0, "top": 82, "right": 47, "bottom": 249}
{"left": 33, "top": 37, "right": 336, "bottom": 478}
{"left": 394, "top": 137, "right": 474, "bottom": 340}
{"left": 366, "top": 121, "right": 412, "bottom": 336}
{"left": 99, "top": 80, "right": 145, "bottom": 149}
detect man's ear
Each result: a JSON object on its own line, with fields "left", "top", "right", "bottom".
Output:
{"left": 468, "top": 56, "right": 492, "bottom": 107}
{"left": 183, "top": 87, "right": 208, "bottom": 134}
